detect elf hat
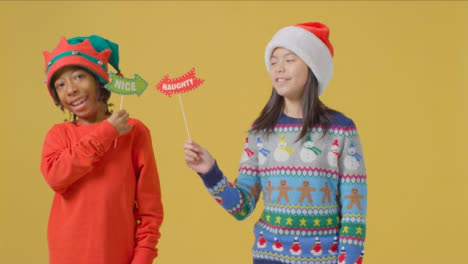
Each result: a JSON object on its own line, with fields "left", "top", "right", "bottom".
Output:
{"left": 43, "top": 35, "right": 121, "bottom": 103}
{"left": 265, "top": 22, "right": 334, "bottom": 96}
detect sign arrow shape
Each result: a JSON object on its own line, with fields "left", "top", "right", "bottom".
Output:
{"left": 105, "top": 72, "right": 148, "bottom": 96}
{"left": 155, "top": 68, "right": 204, "bottom": 97}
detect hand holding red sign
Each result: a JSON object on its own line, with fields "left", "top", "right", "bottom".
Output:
{"left": 155, "top": 68, "right": 204, "bottom": 139}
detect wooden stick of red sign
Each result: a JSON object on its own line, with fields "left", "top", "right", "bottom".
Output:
{"left": 155, "top": 68, "right": 204, "bottom": 140}
{"left": 177, "top": 94, "right": 191, "bottom": 139}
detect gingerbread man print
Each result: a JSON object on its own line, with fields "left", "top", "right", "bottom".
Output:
{"left": 247, "top": 182, "right": 261, "bottom": 202}
{"left": 296, "top": 180, "right": 316, "bottom": 204}
{"left": 276, "top": 179, "right": 292, "bottom": 203}
{"left": 320, "top": 182, "right": 332, "bottom": 204}
{"left": 345, "top": 188, "right": 364, "bottom": 210}
{"left": 264, "top": 180, "right": 275, "bottom": 201}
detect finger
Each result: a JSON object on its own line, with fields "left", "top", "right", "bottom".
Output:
{"left": 185, "top": 150, "right": 200, "bottom": 161}
{"left": 184, "top": 143, "right": 201, "bottom": 154}
{"left": 189, "top": 140, "right": 202, "bottom": 149}
{"left": 118, "top": 113, "right": 130, "bottom": 121}
{"left": 117, "top": 109, "right": 127, "bottom": 117}
{"left": 184, "top": 156, "right": 196, "bottom": 163}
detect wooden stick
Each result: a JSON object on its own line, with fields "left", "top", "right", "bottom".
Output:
{"left": 178, "top": 94, "right": 191, "bottom": 139}
{"left": 114, "top": 95, "right": 125, "bottom": 148}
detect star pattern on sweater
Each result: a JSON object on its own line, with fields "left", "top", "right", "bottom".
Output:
{"left": 356, "top": 227, "right": 363, "bottom": 235}
{"left": 275, "top": 216, "right": 282, "bottom": 224}
{"left": 300, "top": 218, "right": 306, "bottom": 226}
{"left": 343, "top": 226, "right": 349, "bottom": 233}
{"left": 314, "top": 219, "right": 321, "bottom": 227}
{"left": 286, "top": 217, "right": 293, "bottom": 225}
{"left": 327, "top": 217, "right": 333, "bottom": 226}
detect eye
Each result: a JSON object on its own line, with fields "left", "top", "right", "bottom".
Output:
{"left": 55, "top": 82, "right": 65, "bottom": 89}
{"left": 271, "top": 61, "right": 277, "bottom": 66}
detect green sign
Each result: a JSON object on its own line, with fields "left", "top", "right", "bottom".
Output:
{"left": 105, "top": 72, "right": 148, "bottom": 96}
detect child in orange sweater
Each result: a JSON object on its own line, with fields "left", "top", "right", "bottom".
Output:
{"left": 40, "top": 35, "right": 163, "bottom": 264}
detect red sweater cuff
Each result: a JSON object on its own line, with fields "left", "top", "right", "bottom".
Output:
{"left": 94, "top": 120, "right": 120, "bottom": 149}
{"left": 131, "top": 248, "right": 157, "bottom": 264}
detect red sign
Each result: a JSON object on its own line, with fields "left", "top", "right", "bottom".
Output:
{"left": 155, "top": 68, "right": 204, "bottom": 97}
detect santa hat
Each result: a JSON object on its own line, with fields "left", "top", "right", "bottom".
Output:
{"left": 43, "top": 35, "right": 121, "bottom": 104}
{"left": 265, "top": 22, "right": 334, "bottom": 96}
{"left": 333, "top": 139, "right": 339, "bottom": 147}
{"left": 279, "top": 135, "right": 286, "bottom": 142}
{"left": 353, "top": 250, "right": 364, "bottom": 264}
{"left": 289, "top": 237, "right": 302, "bottom": 255}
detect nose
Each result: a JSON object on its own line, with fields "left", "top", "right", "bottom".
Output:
{"left": 274, "top": 61, "right": 285, "bottom": 73}
{"left": 65, "top": 80, "right": 78, "bottom": 96}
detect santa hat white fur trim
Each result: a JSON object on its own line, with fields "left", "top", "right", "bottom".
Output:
{"left": 265, "top": 26, "right": 333, "bottom": 96}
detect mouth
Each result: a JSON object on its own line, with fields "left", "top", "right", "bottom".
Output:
{"left": 275, "top": 77, "right": 291, "bottom": 85}
{"left": 69, "top": 96, "right": 88, "bottom": 108}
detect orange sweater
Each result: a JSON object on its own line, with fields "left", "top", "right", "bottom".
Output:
{"left": 41, "top": 118, "right": 163, "bottom": 264}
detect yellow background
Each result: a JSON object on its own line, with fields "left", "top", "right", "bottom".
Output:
{"left": 1, "top": 1, "right": 467, "bottom": 263}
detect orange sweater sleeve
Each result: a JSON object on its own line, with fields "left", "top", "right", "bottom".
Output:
{"left": 40, "top": 121, "right": 119, "bottom": 194}
{"left": 131, "top": 122, "right": 164, "bottom": 264}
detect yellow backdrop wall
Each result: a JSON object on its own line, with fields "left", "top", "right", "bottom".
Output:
{"left": 0, "top": 1, "right": 467, "bottom": 263}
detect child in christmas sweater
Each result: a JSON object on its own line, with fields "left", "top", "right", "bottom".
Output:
{"left": 40, "top": 35, "right": 163, "bottom": 264}
{"left": 184, "top": 22, "right": 367, "bottom": 264}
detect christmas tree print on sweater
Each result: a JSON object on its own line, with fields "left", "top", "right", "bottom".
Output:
{"left": 200, "top": 112, "right": 367, "bottom": 264}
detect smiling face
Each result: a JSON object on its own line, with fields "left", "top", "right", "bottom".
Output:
{"left": 331, "top": 145, "right": 340, "bottom": 152}
{"left": 269, "top": 47, "right": 309, "bottom": 102}
{"left": 304, "top": 141, "right": 314, "bottom": 148}
{"left": 257, "top": 141, "right": 264, "bottom": 149}
{"left": 53, "top": 66, "right": 106, "bottom": 124}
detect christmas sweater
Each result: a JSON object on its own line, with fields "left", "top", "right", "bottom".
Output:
{"left": 201, "top": 112, "right": 366, "bottom": 264}
{"left": 40, "top": 119, "right": 163, "bottom": 264}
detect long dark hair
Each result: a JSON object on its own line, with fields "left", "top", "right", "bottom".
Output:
{"left": 253, "top": 68, "right": 340, "bottom": 141}
{"left": 50, "top": 68, "right": 113, "bottom": 123}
